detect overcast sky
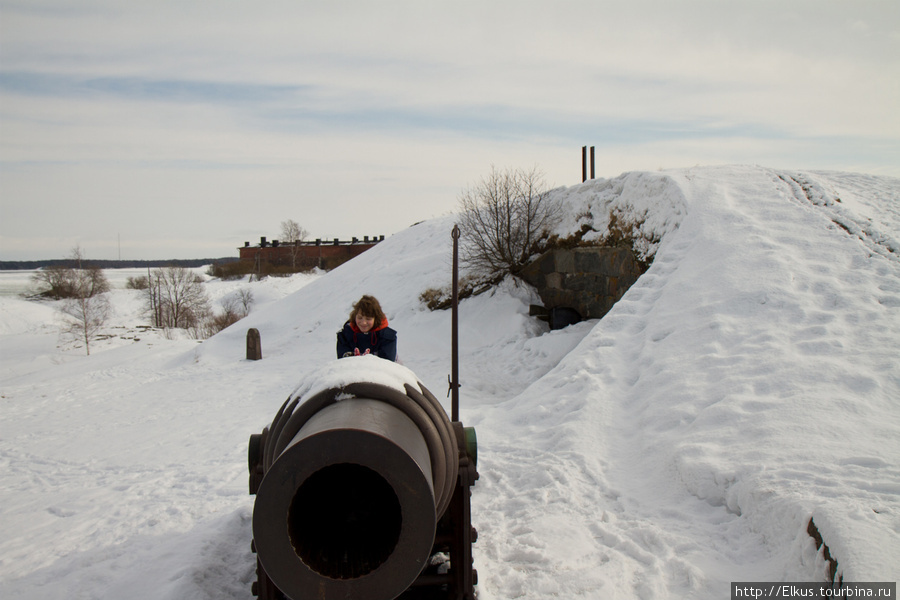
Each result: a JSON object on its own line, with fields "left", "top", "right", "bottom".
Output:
{"left": 1, "top": 1, "right": 898, "bottom": 261}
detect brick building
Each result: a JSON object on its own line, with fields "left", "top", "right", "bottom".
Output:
{"left": 239, "top": 236, "right": 384, "bottom": 271}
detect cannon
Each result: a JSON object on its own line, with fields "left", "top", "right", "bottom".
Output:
{"left": 248, "top": 359, "right": 478, "bottom": 600}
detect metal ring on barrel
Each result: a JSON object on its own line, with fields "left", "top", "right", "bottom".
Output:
{"left": 253, "top": 398, "right": 437, "bottom": 600}
{"left": 262, "top": 396, "right": 296, "bottom": 470}
{"left": 265, "top": 381, "right": 458, "bottom": 518}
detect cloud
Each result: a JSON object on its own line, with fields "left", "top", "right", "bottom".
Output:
{"left": 1, "top": 0, "right": 898, "bottom": 260}
{"left": 0, "top": 71, "right": 314, "bottom": 106}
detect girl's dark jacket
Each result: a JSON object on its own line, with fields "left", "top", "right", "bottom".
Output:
{"left": 336, "top": 318, "right": 397, "bottom": 361}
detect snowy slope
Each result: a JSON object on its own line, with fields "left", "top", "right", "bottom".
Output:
{"left": 1, "top": 166, "right": 898, "bottom": 599}
{"left": 474, "top": 167, "right": 900, "bottom": 597}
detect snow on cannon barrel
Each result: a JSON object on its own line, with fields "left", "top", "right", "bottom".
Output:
{"left": 247, "top": 357, "right": 478, "bottom": 600}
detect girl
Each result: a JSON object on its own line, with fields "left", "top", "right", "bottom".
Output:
{"left": 336, "top": 295, "right": 397, "bottom": 361}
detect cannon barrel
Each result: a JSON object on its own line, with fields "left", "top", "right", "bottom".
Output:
{"left": 249, "top": 368, "right": 475, "bottom": 600}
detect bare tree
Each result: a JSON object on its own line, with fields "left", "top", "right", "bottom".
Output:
{"left": 60, "top": 285, "right": 111, "bottom": 356}
{"left": 281, "top": 219, "right": 309, "bottom": 270}
{"left": 197, "top": 288, "right": 255, "bottom": 338}
{"left": 237, "top": 288, "right": 254, "bottom": 316}
{"left": 145, "top": 266, "right": 211, "bottom": 333}
{"left": 70, "top": 246, "right": 110, "bottom": 298}
{"left": 221, "top": 288, "right": 253, "bottom": 319}
{"left": 57, "top": 246, "right": 111, "bottom": 355}
{"left": 457, "top": 165, "right": 562, "bottom": 280}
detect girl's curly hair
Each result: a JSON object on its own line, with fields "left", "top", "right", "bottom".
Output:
{"left": 349, "top": 295, "right": 386, "bottom": 325}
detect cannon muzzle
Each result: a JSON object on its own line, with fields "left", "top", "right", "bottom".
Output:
{"left": 248, "top": 361, "right": 477, "bottom": 600}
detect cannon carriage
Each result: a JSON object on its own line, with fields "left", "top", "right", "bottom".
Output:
{"left": 248, "top": 361, "right": 478, "bottom": 600}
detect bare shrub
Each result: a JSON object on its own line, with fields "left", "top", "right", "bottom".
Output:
{"left": 126, "top": 275, "right": 149, "bottom": 290}
{"left": 199, "top": 313, "right": 237, "bottom": 338}
{"left": 197, "top": 289, "right": 255, "bottom": 338}
{"left": 419, "top": 277, "right": 494, "bottom": 311}
{"left": 207, "top": 261, "right": 254, "bottom": 280}
{"left": 31, "top": 266, "right": 77, "bottom": 299}
{"left": 419, "top": 287, "right": 447, "bottom": 311}
{"left": 32, "top": 246, "right": 109, "bottom": 299}
{"left": 221, "top": 289, "right": 253, "bottom": 319}
{"left": 457, "top": 165, "right": 562, "bottom": 281}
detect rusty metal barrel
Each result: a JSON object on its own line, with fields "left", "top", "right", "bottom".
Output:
{"left": 249, "top": 368, "right": 462, "bottom": 600}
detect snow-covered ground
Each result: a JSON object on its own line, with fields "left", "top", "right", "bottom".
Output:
{"left": 1, "top": 165, "right": 897, "bottom": 599}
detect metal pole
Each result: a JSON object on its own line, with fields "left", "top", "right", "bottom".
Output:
{"left": 582, "top": 146, "right": 587, "bottom": 182}
{"left": 590, "top": 146, "right": 595, "bottom": 179}
{"left": 450, "top": 225, "right": 460, "bottom": 422}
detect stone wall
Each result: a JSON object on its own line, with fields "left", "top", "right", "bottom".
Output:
{"left": 520, "top": 246, "right": 644, "bottom": 321}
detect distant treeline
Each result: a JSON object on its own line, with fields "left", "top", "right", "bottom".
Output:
{"left": 0, "top": 258, "right": 240, "bottom": 271}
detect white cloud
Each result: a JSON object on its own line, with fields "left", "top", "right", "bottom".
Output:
{"left": 1, "top": 0, "right": 898, "bottom": 260}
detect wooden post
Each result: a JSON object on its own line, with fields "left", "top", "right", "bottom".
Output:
{"left": 590, "top": 146, "right": 595, "bottom": 179}
{"left": 247, "top": 328, "right": 262, "bottom": 360}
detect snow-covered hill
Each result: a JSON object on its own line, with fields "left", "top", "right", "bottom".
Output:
{"left": 1, "top": 165, "right": 898, "bottom": 599}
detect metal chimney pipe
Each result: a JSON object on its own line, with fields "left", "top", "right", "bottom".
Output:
{"left": 582, "top": 146, "right": 587, "bottom": 182}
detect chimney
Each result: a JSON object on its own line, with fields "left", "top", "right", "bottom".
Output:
{"left": 582, "top": 146, "right": 597, "bottom": 181}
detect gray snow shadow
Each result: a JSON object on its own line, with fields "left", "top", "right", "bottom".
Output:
{"left": 0, "top": 508, "right": 256, "bottom": 600}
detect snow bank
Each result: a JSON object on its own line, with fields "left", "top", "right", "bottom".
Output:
{"left": 552, "top": 170, "right": 689, "bottom": 261}
{"left": 473, "top": 167, "right": 899, "bottom": 597}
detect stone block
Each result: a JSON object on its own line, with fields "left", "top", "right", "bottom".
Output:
{"left": 555, "top": 250, "right": 576, "bottom": 274}
{"left": 574, "top": 249, "right": 602, "bottom": 273}
{"left": 246, "top": 328, "right": 262, "bottom": 360}
{"left": 539, "top": 253, "right": 557, "bottom": 274}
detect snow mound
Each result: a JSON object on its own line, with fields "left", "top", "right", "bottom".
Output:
{"left": 553, "top": 170, "right": 689, "bottom": 261}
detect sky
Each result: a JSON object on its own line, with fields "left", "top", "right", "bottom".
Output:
{"left": 1, "top": 0, "right": 898, "bottom": 261}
